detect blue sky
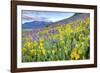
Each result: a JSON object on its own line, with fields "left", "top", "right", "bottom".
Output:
{"left": 22, "top": 10, "right": 75, "bottom": 24}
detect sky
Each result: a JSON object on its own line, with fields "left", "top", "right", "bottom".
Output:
{"left": 22, "top": 10, "right": 75, "bottom": 24}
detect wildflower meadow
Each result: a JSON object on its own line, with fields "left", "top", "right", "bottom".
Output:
{"left": 22, "top": 18, "right": 90, "bottom": 62}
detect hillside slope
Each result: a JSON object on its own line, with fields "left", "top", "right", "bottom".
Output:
{"left": 48, "top": 13, "right": 90, "bottom": 27}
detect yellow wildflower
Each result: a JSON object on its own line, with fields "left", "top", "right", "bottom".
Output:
{"left": 40, "top": 43, "right": 44, "bottom": 46}
{"left": 75, "top": 54, "right": 80, "bottom": 60}
{"left": 41, "top": 49, "right": 46, "bottom": 55}
{"left": 60, "top": 31, "right": 65, "bottom": 36}
{"left": 33, "top": 41, "right": 38, "bottom": 47}
{"left": 71, "top": 53, "right": 74, "bottom": 59}
{"left": 30, "top": 49, "right": 34, "bottom": 55}
{"left": 39, "top": 39, "right": 46, "bottom": 55}
{"left": 78, "top": 49, "right": 82, "bottom": 55}
{"left": 40, "top": 38, "right": 44, "bottom": 43}
{"left": 27, "top": 42, "right": 32, "bottom": 49}
{"left": 39, "top": 38, "right": 45, "bottom": 50}
{"left": 71, "top": 48, "right": 81, "bottom": 60}
{"left": 39, "top": 43, "right": 44, "bottom": 50}
{"left": 71, "top": 50, "right": 76, "bottom": 59}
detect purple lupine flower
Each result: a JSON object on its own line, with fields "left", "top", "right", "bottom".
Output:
{"left": 24, "top": 32, "right": 29, "bottom": 37}
{"left": 43, "top": 35, "right": 47, "bottom": 39}
{"left": 31, "top": 33, "right": 40, "bottom": 42}
{"left": 48, "top": 28, "right": 58, "bottom": 35}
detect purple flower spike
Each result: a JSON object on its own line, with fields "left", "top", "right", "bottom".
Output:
{"left": 48, "top": 28, "right": 58, "bottom": 35}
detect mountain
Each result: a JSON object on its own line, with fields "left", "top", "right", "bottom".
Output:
{"left": 48, "top": 13, "right": 90, "bottom": 27}
{"left": 22, "top": 21, "right": 53, "bottom": 29}
{"left": 22, "top": 13, "right": 90, "bottom": 29}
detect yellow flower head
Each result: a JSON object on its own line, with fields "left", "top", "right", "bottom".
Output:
{"left": 75, "top": 54, "right": 80, "bottom": 60}
{"left": 33, "top": 41, "right": 38, "bottom": 47}
{"left": 40, "top": 38, "right": 44, "bottom": 43}
{"left": 30, "top": 49, "right": 34, "bottom": 55}
{"left": 41, "top": 49, "right": 46, "bottom": 55}
{"left": 71, "top": 48, "right": 80, "bottom": 60}
{"left": 27, "top": 42, "right": 32, "bottom": 49}
{"left": 78, "top": 49, "right": 82, "bottom": 55}
{"left": 39, "top": 38, "right": 45, "bottom": 50}
{"left": 39, "top": 42, "right": 44, "bottom": 49}
{"left": 40, "top": 43, "right": 44, "bottom": 46}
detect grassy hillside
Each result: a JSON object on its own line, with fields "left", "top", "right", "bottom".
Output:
{"left": 22, "top": 17, "right": 90, "bottom": 62}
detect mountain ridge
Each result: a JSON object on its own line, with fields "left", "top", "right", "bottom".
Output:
{"left": 48, "top": 13, "right": 90, "bottom": 27}
{"left": 22, "top": 13, "right": 90, "bottom": 29}
{"left": 22, "top": 21, "right": 53, "bottom": 29}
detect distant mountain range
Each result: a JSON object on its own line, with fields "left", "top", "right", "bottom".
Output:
{"left": 22, "top": 13, "right": 90, "bottom": 29}
{"left": 22, "top": 21, "right": 53, "bottom": 29}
